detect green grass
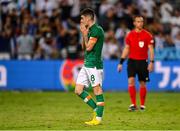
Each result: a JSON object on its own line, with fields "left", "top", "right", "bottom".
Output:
{"left": 0, "top": 91, "right": 180, "bottom": 130}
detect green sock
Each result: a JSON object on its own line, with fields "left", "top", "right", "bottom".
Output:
{"left": 79, "top": 91, "right": 97, "bottom": 110}
{"left": 96, "top": 94, "right": 104, "bottom": 118}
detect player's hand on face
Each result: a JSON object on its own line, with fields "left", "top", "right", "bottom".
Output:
{"left": 80, "top": 23, "right": 89, "bottom": 36}
{"left": 117, "top": 64, "right": 123, "bottom": 72}
{"left": 148, "top": 62, "right": 154, "bottom": 72}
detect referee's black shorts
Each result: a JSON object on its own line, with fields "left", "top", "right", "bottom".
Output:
{"left": 127, "top": 59, "right": 150, "bottom": 82}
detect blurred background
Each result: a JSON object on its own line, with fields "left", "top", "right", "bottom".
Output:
{"left": 0, "top": 0, "right": 180, "bottom": 91}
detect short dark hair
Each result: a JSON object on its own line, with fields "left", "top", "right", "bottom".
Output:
{"left": 80, "top": 8, "right": 95, "bottom": 20}
{"left": 133, "top": 15, "right": 144, "bottom": 21}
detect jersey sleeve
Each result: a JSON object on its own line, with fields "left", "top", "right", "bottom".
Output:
{"left": 125, "top": 32, "right": 131, "bottom": 45}
{"left": 147, "top": 33, "right": 154, "bottom": 45}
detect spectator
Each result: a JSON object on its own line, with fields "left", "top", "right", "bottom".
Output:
{"left": 0, "top": 27, "right": 15, "bottom": 60}
{"left": 0, "top": 0, "right": 180, "bottom": 60}
{"left": 102, "top": 30, "right": 119, "bottom": 59}
{"left": 138, "top": 0, "right": 156, "bottom": 23}
{"left": 16, "top": 27, "right": 34, "bottom": 60}
{"left": 170, "top": 9, "right": 180, "bottom": 27}
{"left": 154, "top": 32, "right": 165, "bottom": 50}
{"left": 66, "top": 36, "right": 81, "bottom": 59}
{"left": 99, "top": 0, "right": 113, "bottom": 16}
{"left": 163, "top": 34, "right": 175, "bottom": 48}
{"left": 37, "top": 32, "right": 57, "bottom": 59}
{"left": 99, "top": 7, "right": 116, "bottom": 31}
{"left": 36, "top": 0, "right": 58, "bottom": 17}
{"left": 115, "top": 23, "right": 130, "bottom": 49}
{"left": 17, "top": 0, "right": 35, "bottom": 16}
{"left": 174, "top": 31, "right": 180, "bottom": 49}
{"left": 160, "top": 0, "right": 173, "bottom": 24}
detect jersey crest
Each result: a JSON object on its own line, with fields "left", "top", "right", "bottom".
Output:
{"left": 139, "top": 41, "right": 144, "bottom": 48}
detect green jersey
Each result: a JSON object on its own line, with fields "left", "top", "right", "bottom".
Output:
{"left": 84, "top": 23, "right": 104, "bottom": 69}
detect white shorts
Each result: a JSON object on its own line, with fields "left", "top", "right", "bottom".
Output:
{"left": 76, "top": 66, "right": 103, "bottom": 88}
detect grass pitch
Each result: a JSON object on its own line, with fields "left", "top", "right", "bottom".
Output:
{"left": 0, "top": 91, "right": 180, "bottom": 130}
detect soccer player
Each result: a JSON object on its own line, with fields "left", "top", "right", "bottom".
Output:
{"left": 117, "top": 15, "right": 154, "bottom": 111}
{"left": 75, "top": 8, "right": 105, "bottom": 125}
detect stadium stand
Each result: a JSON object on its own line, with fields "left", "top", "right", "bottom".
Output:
{"left": 0, "top": 0, "right": 180, "bottom": 60}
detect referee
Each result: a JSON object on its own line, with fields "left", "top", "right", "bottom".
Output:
{"left": 117, "top": 15, "right": 154, "bottom": 111}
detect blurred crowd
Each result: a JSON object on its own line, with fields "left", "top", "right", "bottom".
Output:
{"left": 0, "top": 0, "right": 180, "bottom": 60}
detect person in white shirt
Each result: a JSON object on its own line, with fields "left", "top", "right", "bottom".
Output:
{"left": 35, "top": 0, "right": 58, "bottom": 17}
{"left": 160, "top": 0, "right": 173, "bottom": 24}
{"left": 138, "top": 0, "right": 155, "bottom": 19}
{"left": 17, "top": 28, "right": 34, "bottom": 60}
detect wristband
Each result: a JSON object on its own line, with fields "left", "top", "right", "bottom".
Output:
{"left": 119, "top": 58, "right": 125, "bottom": 64}
{"left": 150, "top": 60, "right": 154, "bottom": 63}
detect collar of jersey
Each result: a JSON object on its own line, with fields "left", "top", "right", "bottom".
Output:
{"left": 89, "top": 23, "right": 96, "bottom": 31}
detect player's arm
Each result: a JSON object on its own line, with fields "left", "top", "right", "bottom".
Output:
{"left": 117, "top": 45, "right": 130, "bottom": 72}
{"left": 81, "top": 36, "right": 86, "bottom": 50}
{"left": 82, "top": 35, "right": 97, "bottom": 51}
{"left": 80, "top": 23, "right": 88, "bottom": 50}
{"left": 147, "top": 33, "right": 155, "bottom": 72}
{"left": 80, "top": 23, "right": 97, "bottom": 51}
{"left": 149, "top": 44, "right": 154, "bottom": 62}
{"left": 148, "top": 44, "right": 154, "bottom": 72}
{"left": 121, "top": 44, "right": 130, "bottom": 60}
